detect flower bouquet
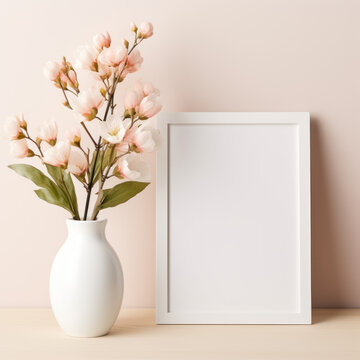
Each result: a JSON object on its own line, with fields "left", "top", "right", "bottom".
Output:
{"left": 4, "top": 22, "right": 161, "bottom": 337}
{"left": 5, "top": 21, "right": 161, "bottom": 221}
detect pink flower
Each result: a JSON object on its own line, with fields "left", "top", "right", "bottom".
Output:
{"left": 133, "top": 80, "right": 160, "bottom": 97}
{"left": 95, "top": 63, "right": 112, "bottom": 80}
{"left": 143, "top": 83, "right": 160, "bottom": 96}
{"left": 43, "top": 61, "right": 61, "bottom": 81}
{"left": 138, "top": 22, "right": 153, "bottom": 39}
{"left": 68, "top": 147, "right": 88, "bottom": 176}
{"left": 138, "top": 94, "right": 162, "bottom": 119}
{"left": 4, "top": 114, "right": 26, "bottom": 140}
{"left": 38, "top": 119, "right": 58, "bottom": 144}
{"left": 68, "top": 70, "right": 77, "bottom": 84}
{"left": 116, "top": 141, "right": 130, "bottom": 154}
{"left": 116, "top": 153, "right": 150, "bottom": 181}
{"left": 59, "top": 72, "right": 69, "bottom": 87}
{"left": 76, "top": 45, "right": 99, "bottom": 71}
{"left": 115, "top": 121, "right": 136, "bottom": 153}
{"left": 126, "top": 49, "right": 143, "bottom": 73}
{"left": 131, "top": 126, "right": 159, "bottom": 153}
{"left": 66, "top": 70, "right": 79, "bottom": 89}
{"left": 66, "top": 127, "right": 81, "bottom": 146}
{"left": 102, "top": 115, "right": 128, "bottom": 144}
{"left": 73, "top": 87, "right": 105, "bottom": 121}
{"left": 93, "top": 31, "right": 111, "bottom": 50}
{"left": 98, "top": 46, "right": 128, "bottom": 67}
{"left": 10, "top": 139, "right": 32, "bottom": 158}
{"left": 123, "top": 90, "right": 142, "bottom": 110}
{"left": 42, "top": 141, "right": 71, "bottom": 167}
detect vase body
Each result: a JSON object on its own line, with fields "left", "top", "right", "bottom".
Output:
{"left": 49, "top": 219, "right": 123, "bottom": 337}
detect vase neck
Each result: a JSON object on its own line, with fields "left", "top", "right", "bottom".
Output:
{"left": 66, "top": 219, "right": 107, "bottom": 242}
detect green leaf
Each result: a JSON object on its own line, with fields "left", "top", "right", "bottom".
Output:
{"left": 46, "top": 164, "right": 80, "bottom": 219}
{"left": 101, "top": 188, "right": 112, "bottom": 198}
{"left": 8, "top": 163, "right": 75, "bottom": 216}
{"left": 34, "top": 188, "right": 74, "bottom": 214}
{"left": 89, "top": 146, "right": 116, "bottom": 186}
{"left": 100, "top": 181, "right": 150, "bottom": 209}
{"left": 9, "top": 164, "right": 57, "bottom": 190}
{"left": 45, "top": 164, "right": 63, "bottom": 187}
{"left": 63, "top": 171, "right": 79, "bottom": 219}
{"left": 103, "top": 145, "right": 117, "bottom": 168}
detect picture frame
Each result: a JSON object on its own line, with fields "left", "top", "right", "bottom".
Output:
{"left": 156, "top": 112, "right": 311, "bottom": 324}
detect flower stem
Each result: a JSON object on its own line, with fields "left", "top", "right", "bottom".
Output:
{"left": 91, "top": 145, "right": 117, "bottom": 220}
{"left": 83, "top": 140, "right": 101, "bottom": 220}
{"left": 59, "top": 83, "right": 73, "bottom": 109}
{"left": 25, "top": 130, "right": 43, "bottom": 157}
{"left": 85, "top": 36, "right": 143, "bottom": 220}
{"left": 80, "top": 121, "right": 97, "bottom": 147}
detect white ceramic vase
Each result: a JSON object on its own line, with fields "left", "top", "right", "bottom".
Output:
{"left": 49, "top": 219, "right": 123, "bottom": 337}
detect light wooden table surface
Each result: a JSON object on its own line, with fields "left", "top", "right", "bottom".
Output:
{"left": 0, "top": 309, "right": 359, "bottom": 359}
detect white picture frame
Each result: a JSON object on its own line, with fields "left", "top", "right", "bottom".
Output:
{"left": 156, "top": 112, "right": 311, "bottom": 324}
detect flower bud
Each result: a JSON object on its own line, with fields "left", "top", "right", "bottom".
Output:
{"left": 43, "top": 61, "right": 61, "bottom": 81}
{"left": 138, "top": 94, "right": 162, "bottom": 119}
{"left": 84, "top": 107, "right": 98, "bottom": 121}
{"left": 66, "top": 128, "right": 81, "bottom": 147}
{"left": 122, "top": 38, "right": 129, "bottom": 49}
{"left": 123, "top": 90, "right": 142, "bottom": 110}
{"left": 93, "top": 31, "right": 111, "bottom": 50}
{"left": 68, "top": 147, "right": 88, "bottom": 176}
{"left": 61, "top": 56, "right": 69, "bottom": 72}
{"left": 4, "top": 114, "right": 25, "bottom": 140}
{"left": 130, "top": 21, "right": 137, "bottom": 32}
{"left": 67, "top": 70, "right": 78, "bottom": 89}
{"left": 36, "top": 137, "right": 42, "bottom": 146}
{"left": 38, "top": 119, "right": 58, "bottom": 144}
{"left": 42, "top": 141, "right": 71, "bottom": 168}
{"left": 10, "top": 139, "right": 31, "bottom": 158}
{"left": 72, "top": 87, "right": 105, "bottom": 122}
{"left": 63, "top": 100, "right": 71, "bottom": 109}
{"left": 100, "top": 87, "right": 107, "bottom": 97}
{"left": 17, "top": 113, "right": 27, "bottom": 130}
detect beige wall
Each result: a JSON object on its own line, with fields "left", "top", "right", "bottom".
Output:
{"left": 0, "top": 0, "right": 359, "bottom": 308}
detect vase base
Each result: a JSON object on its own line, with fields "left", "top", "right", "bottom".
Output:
{"left": 62, "top": 329, "right": 110, "bottom": 338}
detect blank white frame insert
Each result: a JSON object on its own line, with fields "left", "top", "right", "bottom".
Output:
{"left": 156, "top": 112, "right": 311, "bottom": 324}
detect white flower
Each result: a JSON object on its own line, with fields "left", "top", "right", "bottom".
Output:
{"left": 116, "top": 153, "right": 150, "bottom": 181}
{"left": 102, "top": 116, "right": 128, "bottom": 144}
{"left": 68, "top": 147, "right": 88, "bottom": 176}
